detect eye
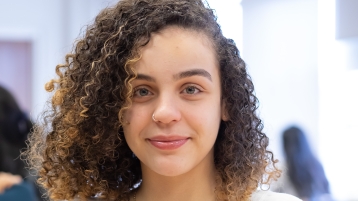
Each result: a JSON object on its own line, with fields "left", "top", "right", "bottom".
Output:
{"left": 133, "top": 87, "right": 152, "bottom": 97}
{"left": 182, "top": 85, "right": 201, "bottom": 95}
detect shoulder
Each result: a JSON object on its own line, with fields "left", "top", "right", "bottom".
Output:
{"left": 250, "top": 190, "right": 302, "bottom": 201}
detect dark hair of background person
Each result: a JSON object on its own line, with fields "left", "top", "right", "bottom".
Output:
{"left": 283, "top": 126, "right": 330, "bottom": 200}
{"left": 0, "top": 85, "right": 33, "bottom": 177}
{"left": 24, "top": 0, "right": 280, "bottom": 200}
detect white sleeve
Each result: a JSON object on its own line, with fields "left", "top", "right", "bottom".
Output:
{"left": 250, "top": 190, "right": 302, "bottom": 201}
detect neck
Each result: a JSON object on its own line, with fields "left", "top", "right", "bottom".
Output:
{"left": 135, "top": 150, "right": 217, "bottom": 201}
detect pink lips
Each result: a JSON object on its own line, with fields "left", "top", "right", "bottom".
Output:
{"left": 148, "top": 136, "right": 189, "bottom": 150}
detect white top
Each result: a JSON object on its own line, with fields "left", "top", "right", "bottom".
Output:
{"left": 251, "top": 190, "right": 302, "bottom": 201}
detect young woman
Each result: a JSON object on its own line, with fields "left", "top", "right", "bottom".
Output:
{"left": 25, "top": 0, "right": 301, "bottom": 200}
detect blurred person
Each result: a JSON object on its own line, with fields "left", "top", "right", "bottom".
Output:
{"left": 0, "top": 85, "right": 38, "bottom": 200}
{"left": 276, "top": 126, "right": 333, "bottom": 201}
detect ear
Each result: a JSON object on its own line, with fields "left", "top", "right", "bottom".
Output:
{"left": 221, "top": 100, "right": 229, "bottom": 121}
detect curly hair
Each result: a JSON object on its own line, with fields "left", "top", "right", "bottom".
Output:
{"left": 24, "top": 0, "right": 280, "bottom": 200}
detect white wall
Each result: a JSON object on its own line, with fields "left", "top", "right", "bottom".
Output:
{"left": 241, "top": 0, "right": 319, "bottom": 161}
{"left": 318, "top": 0, "right": 358, "bottom": 200}
{"left": 207, "top": 0, "right": 243, "bottom": 52}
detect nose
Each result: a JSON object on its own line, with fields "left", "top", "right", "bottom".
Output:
{"left": 152, "top": 95, "right": 181, "bottom": 124}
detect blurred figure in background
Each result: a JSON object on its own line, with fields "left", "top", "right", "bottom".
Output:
{"left": 0, "top": 85, "right": 38, "bottom": 201}
{"left": 277, "top": 126, "right": 333, "bottom": 201}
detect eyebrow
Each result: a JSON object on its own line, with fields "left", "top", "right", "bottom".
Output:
{"left": 174, "top": 69, "right": 212, "bottom": 81}
{"left": 136, "top": 74, "right": 156, "bottom": 82}
{"left": 135, "top": 68, "right": 212, "bottom": 82}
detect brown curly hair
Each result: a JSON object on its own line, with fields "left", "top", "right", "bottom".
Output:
{"left": 24, "top": 0, "right": 280, "bottom": 200}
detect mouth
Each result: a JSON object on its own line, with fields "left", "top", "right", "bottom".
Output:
{"left": 147, "top": 136, "right": 190, "bottom": 150}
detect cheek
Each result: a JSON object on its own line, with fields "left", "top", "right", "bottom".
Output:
{"left": 123, "top": 106, "right": 150, "bottom": 139}
{"left": 185, "top": 99, "right": 222, "bottom": 133}
{"left": 124, "top": 105, "right": 149, "bottom": 124}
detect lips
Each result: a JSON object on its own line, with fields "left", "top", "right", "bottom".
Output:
{"left": 147, "top": 136, "right": 189, "bottom": 150}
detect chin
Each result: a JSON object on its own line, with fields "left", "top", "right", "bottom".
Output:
{"left": 144, "top": 158, "right": 193, "bottom": 177}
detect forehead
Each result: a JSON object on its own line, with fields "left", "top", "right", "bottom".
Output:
{"left": 153, "top": 26, "right": 215, "bottom": 53}
{"left": 135, "top": 26, "right": 219, "bottom": 73}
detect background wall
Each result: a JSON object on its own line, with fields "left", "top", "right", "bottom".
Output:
{"left": 242, "top": 0, "right": 358, "bottom": 200}
{"left": 241, "top": 0, "right": 319, "bottom": 161}
{"left": 318, "top": 0, "right": 358, "bottom": 199}
{"left": 0, "top": 41, "right": 32, "bottom": 112}
{"left": 0, "top": 0, "right": 118, "bottom": 118}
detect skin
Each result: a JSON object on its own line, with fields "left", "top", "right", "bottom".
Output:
{"left": 123, "top": 26, "right": 226, "bottom": 201}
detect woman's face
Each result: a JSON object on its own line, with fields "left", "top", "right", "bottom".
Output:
{"left": 123, "top": 26, "right": 225, "bottom": 177}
